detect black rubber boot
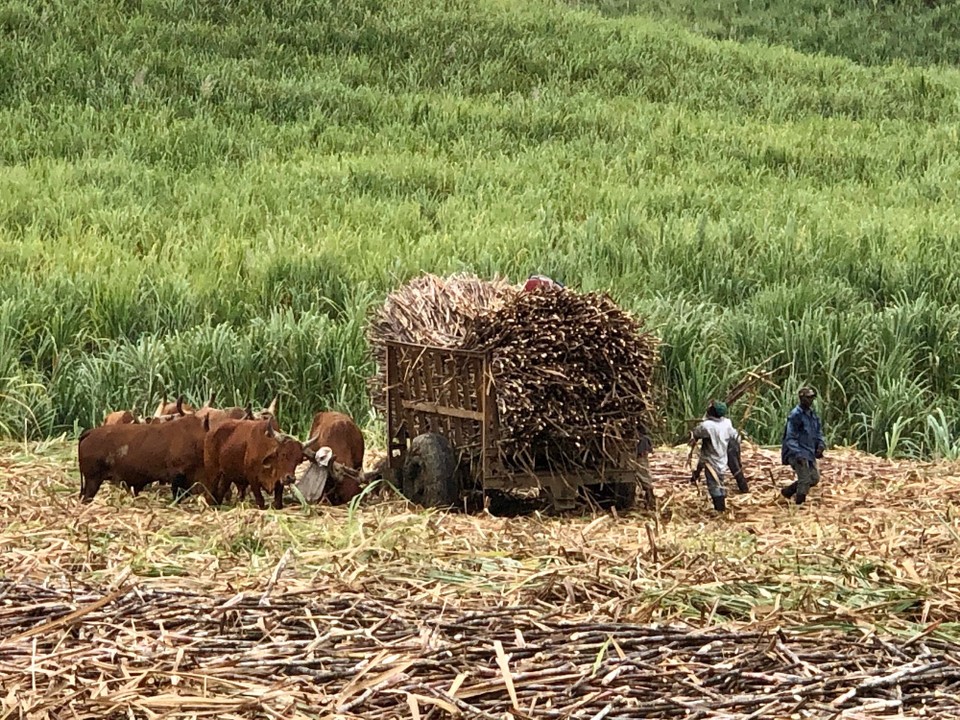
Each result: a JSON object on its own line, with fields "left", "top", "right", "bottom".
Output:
{"left": 781, "top": 482, "right": 798, "bottom": 499}
{"left": 712, "top": 495, "right": 726, "bottom": 512}
{"left": 795, "top": 492, "right": 807, "bottom": 506}
{"left": 735, "top": 474, "right": 749, "bottom": 493}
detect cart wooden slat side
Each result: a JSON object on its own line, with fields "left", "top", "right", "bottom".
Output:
{"left": 383, "top": 339, "right": 646, "bottom": 510}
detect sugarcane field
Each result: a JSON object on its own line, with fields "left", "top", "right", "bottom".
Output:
{"left": 3, "top": 273, "right": 960, "bottom": 719}
{"left": 6, "top": 0, "right": 960, "bottom": 717}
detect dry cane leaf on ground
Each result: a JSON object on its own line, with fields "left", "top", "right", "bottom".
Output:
{"left": 2, "top": 440, "right": 960, "bottom": 717}
{"left": 2, "top": 581, "right": 960, "bottom": 719}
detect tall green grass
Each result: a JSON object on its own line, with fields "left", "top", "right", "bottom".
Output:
{"left": 577, "top": 0, "right": 960, "bottom": 69}
{"left": 2, "top": 0, "right": 960, "bottom": 455}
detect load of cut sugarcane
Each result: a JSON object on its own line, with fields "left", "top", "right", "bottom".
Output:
{"left": 368, "top": 273, "right": 660, "bottom": 470}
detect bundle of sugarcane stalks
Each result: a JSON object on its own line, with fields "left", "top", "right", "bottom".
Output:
{"left": 366, "top": 272, "right": 517, "bottom": 412}
{"left": 462, "top": 285, "right": 660, "bottom": 469}
{"left": 369, "top": 273, "right": 660, "bottom": 471}
{"left": 3, "top": 580, "right": 959, "bottom": 719}
{"left": 367, "top": 273, "right": 518, "bottom": 351}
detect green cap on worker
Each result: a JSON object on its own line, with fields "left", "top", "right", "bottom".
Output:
{"left": 711, "top": 400, "right": 728, "bottom": 417}
{"left": 798, "top": 386, "right": 817, "bottom": 398}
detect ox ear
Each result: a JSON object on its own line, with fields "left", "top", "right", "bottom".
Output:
{"left": 264, "top": 421, "right": 275, "bottom": 438}
{"left": 244, "top": 403, "right": 254, "bottom": 420}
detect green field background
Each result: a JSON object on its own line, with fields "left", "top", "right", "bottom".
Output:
{"left": 3, "top": 0, "right": 960, "bottom": 457}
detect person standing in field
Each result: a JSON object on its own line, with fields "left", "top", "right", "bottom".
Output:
{"left": 522, "top": 274, "right": 564, "bottom": 292}
{"left": 780, "top": 386, "right": 826, "bottom": 506}
{"left": 689, "top": 400, "right": 744, "bottom": 512}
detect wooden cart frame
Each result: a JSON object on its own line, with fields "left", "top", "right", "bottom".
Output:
{"left": 384, "top": 340, "right": 650, "bottom": 511}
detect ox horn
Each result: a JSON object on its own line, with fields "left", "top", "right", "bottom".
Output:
{"left": 265, "top": 396, "right": 278, "bottom": 416}
{"left": 176, "top": 395, "right": 185, "bottom": 416}
{"left": 302, "top": 433, "right": 320, "bottom": 451}
{"left": 154, "top": 396, "right": 166, "bottom": 417}
{"left": 244, "top": 403, "right": 254, "bottom": 420}
{"left": 204, "top": 391, "right": 216, "bottom": 409}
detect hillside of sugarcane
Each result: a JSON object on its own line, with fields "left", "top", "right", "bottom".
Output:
{"left": 4, "top": 0, "right": 960, "bottom": 716}
{"left": 2, "top": 0, "right": 960, "bottom": 454}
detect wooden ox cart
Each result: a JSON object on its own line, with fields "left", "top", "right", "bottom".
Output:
{"left": 383, "top": 340, "right": 652, "bottom": 512}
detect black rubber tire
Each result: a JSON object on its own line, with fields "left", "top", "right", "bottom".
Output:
{"left": 400, "top": 433, "right": 460, "bottom": 508}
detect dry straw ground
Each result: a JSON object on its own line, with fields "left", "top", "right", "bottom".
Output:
{"left": 2, "top": 440, "right": 960, "bottom": 718}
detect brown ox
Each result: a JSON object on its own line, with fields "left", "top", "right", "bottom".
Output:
{"left": 103, "top": 410, "right": 137, "bottom": 425}
{"left": 305, "top": 411, "right": 364, "bottom": 505}
{"left": 194, "top": 405, "right": 251, "bottom": 430}
{"left": 202, "top": 418, "right": 312, "bottom": 510}
{"left": 195, "top": 397, "right": 279, "bottom": 432}
{"left": 78, "top": 414, "right": 209, "bottom": 502}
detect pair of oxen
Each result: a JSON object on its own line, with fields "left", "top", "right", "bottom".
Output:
{"left": 79, "top": 395, "right": 365, "bottom": 509}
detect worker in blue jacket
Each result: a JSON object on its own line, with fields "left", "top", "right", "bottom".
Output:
{"left": 780, "top": 387, "right": 826, "bottom": 506}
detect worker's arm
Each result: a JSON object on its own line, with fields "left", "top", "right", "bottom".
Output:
{"left": 783, "top": 410, "right": 813, "bottom": 463}
{"left": 815, "top": 416, "right": 826, "bottom": 458}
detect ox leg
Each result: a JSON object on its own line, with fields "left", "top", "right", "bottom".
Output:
{"left": 251, "top": 483, "right": 266, "bottom": 510}
{"left": 273, "top": 483, "right": 283, "bottom": 510}
{"left": 172, "top": 474, "right": 189, "bottom": 504}
{"left": 212, "top": 473, "right": 230, "bottom": 505}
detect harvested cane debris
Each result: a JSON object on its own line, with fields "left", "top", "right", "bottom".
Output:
{"left": 4, "top": 440, "right": 960, "bottom": 715}
{"left": 2, "top": 581, "right": 960, "bottom": 719}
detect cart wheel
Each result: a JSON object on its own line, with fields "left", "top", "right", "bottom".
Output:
{"left": 400, "top": 433, "right": 460, "bottom": 508}
{"left": 611, "top": 481, "right": 637, "bottom": 511}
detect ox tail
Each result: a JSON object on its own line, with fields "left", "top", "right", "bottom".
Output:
{"left": 78, "top": 429, "right": 90, "bottom": 498}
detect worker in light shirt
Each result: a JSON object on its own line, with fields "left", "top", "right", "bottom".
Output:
{"left": 690, "top": 400, "right": 745, "bottom": 513}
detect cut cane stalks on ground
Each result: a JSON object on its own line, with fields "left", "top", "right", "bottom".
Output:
{"left": 3, "top": 580, "right": 960, "bottom": 719}
{"left": 3, "top": 440, "right": 960, "bottom": 716}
